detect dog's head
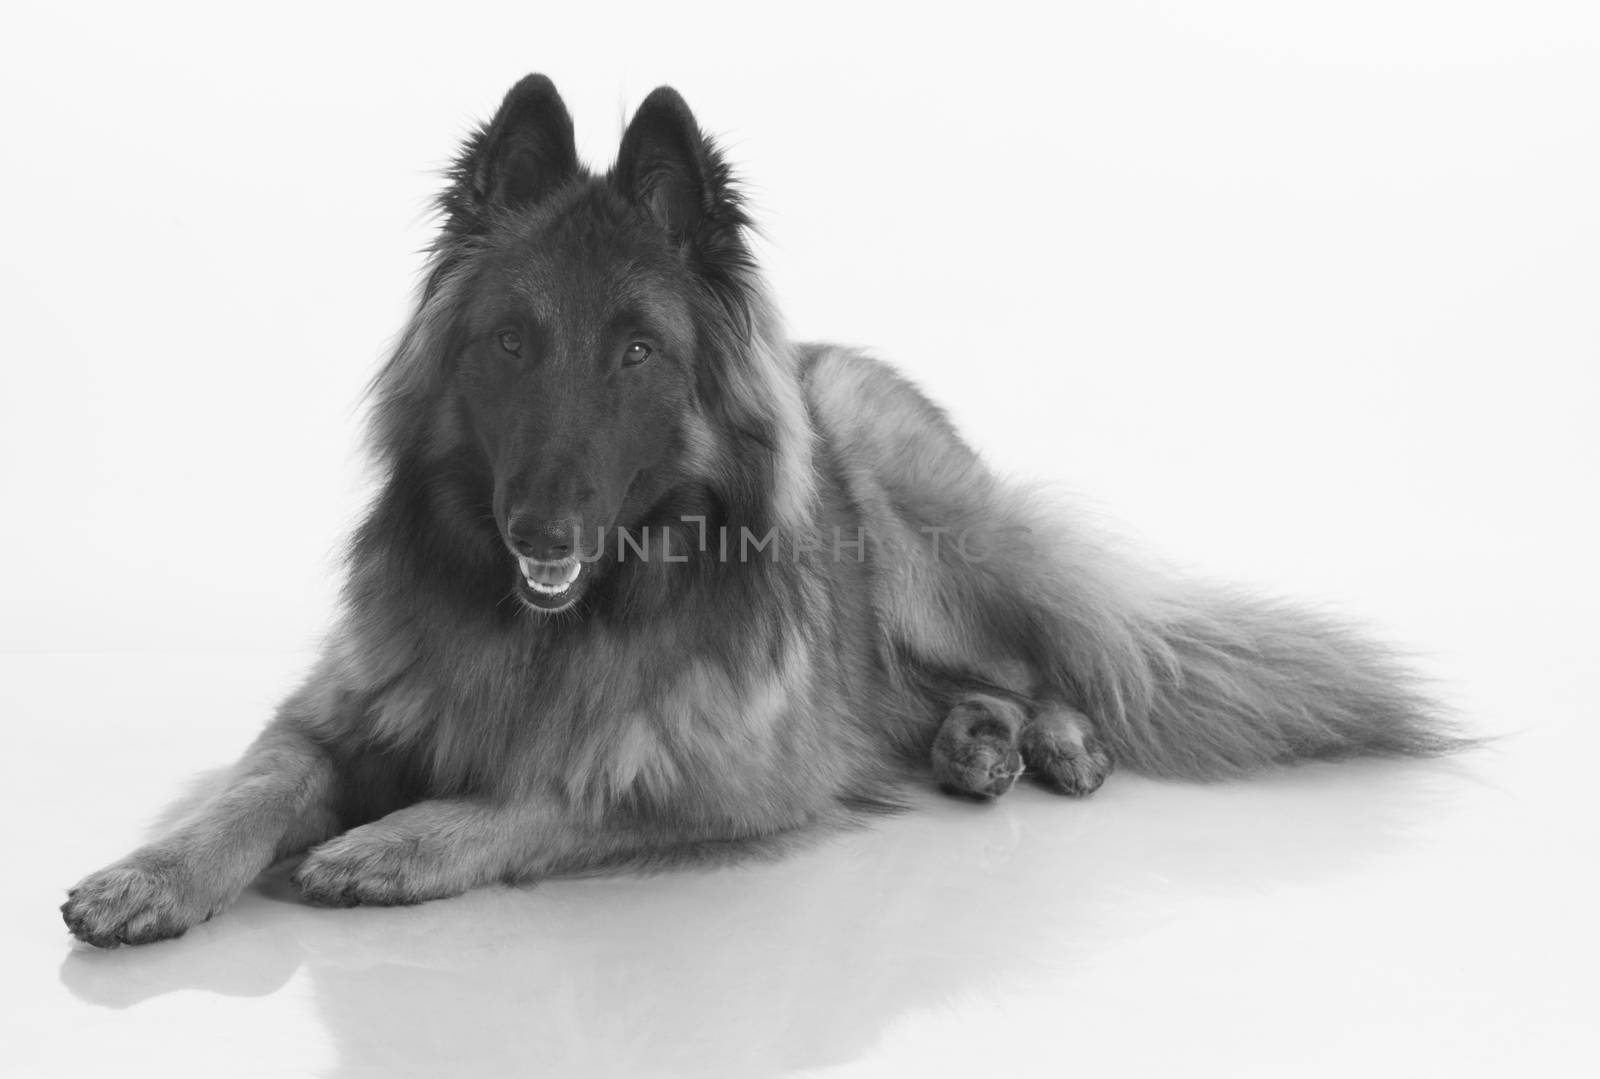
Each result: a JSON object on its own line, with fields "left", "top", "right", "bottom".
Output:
{"left": 381, "top": 76, "right": 799, "bottom": 616}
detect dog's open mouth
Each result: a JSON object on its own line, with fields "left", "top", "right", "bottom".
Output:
{"left": 515, "top": 555, "right": 585, "bottom": 612}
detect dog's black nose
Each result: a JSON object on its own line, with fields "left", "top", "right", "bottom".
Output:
{"left": 507, "top": 516, "right": 577, "bottom": 561}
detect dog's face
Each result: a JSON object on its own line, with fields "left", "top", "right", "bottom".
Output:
{"left": 454, "top": 201, "right": 705, "bottom": 613}
{"left": 436, "top": 78, "right": 746, "bottom": 614}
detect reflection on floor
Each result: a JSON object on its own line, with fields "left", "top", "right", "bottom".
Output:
{"left": 4, "top": 652, "right": 1594, "bottom": 1078}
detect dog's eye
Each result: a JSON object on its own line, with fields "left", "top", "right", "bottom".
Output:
{"left": 497, "top": 330, "right": 522, "bottom": 356}
{"left": 622, "top": 342, "right": 652, "bottom": 367}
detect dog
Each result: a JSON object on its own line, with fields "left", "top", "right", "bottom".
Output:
{"left": 62, "top": 75, "right": 1456, "bottom": 947}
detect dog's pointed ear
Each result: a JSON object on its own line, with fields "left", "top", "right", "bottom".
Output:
{"left": 613, "top": 88, "right": 758, "bottom": 336}
{"left": 444, "top": 74, "right": 578, "bottom": 232}
{"left": 613, "top": 87, "right": 743, "bottom": 247}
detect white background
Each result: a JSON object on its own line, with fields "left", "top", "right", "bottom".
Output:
{"left": 2, "top": 2, "right": 1597, "bottom": 1076}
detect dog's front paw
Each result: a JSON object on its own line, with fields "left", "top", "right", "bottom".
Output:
{"left": 292, "top": 831, "right": 457, "bottom": 908}
{"left": 63, "top": 854, "right": 215, "bottom": 948}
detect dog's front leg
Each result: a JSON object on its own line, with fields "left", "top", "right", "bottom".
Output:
{"left": 291, "top": 796, "right": 569, "bottom": 907}
{"left": 63, "top": 717, "right": 340, "bottom": 947}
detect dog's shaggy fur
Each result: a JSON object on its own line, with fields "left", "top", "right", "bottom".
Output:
{"left": 63, "top": 77, "right": 1457, "bottom": 947}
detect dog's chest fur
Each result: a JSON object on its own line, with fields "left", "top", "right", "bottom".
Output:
{"left": 325, "top": 594, "right": 874, "bottom": 834}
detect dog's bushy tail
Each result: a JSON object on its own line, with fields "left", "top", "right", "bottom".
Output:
{"left": 1011, "top": 502, "right": 1463, "bottom": 779}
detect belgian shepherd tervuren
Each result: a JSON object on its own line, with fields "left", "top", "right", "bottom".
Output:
{"left": 63, "top": 76, "right": 1455, "bottom": 947}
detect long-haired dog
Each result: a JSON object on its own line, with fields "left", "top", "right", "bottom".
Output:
{"left": 63, "top": 76, "right": 1456, "bottom": 947}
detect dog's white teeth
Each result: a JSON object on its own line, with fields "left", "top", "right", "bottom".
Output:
{"left": 518, "top": 556, "right": 582, "bottom": 594}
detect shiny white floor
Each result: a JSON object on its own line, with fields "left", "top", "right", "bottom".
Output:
{"left": 2, "top": 639, "right": 1594, "bottom": 1079}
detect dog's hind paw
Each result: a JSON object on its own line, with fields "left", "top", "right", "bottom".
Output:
{"left": 62, "top": 855, "right": 213, "bottom": 948}
{"left": 932, "top": 694, "right": 1027, "bottom": 799}
{"left": 1020, "top": 703, "right": 1114, "bottom": 795}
